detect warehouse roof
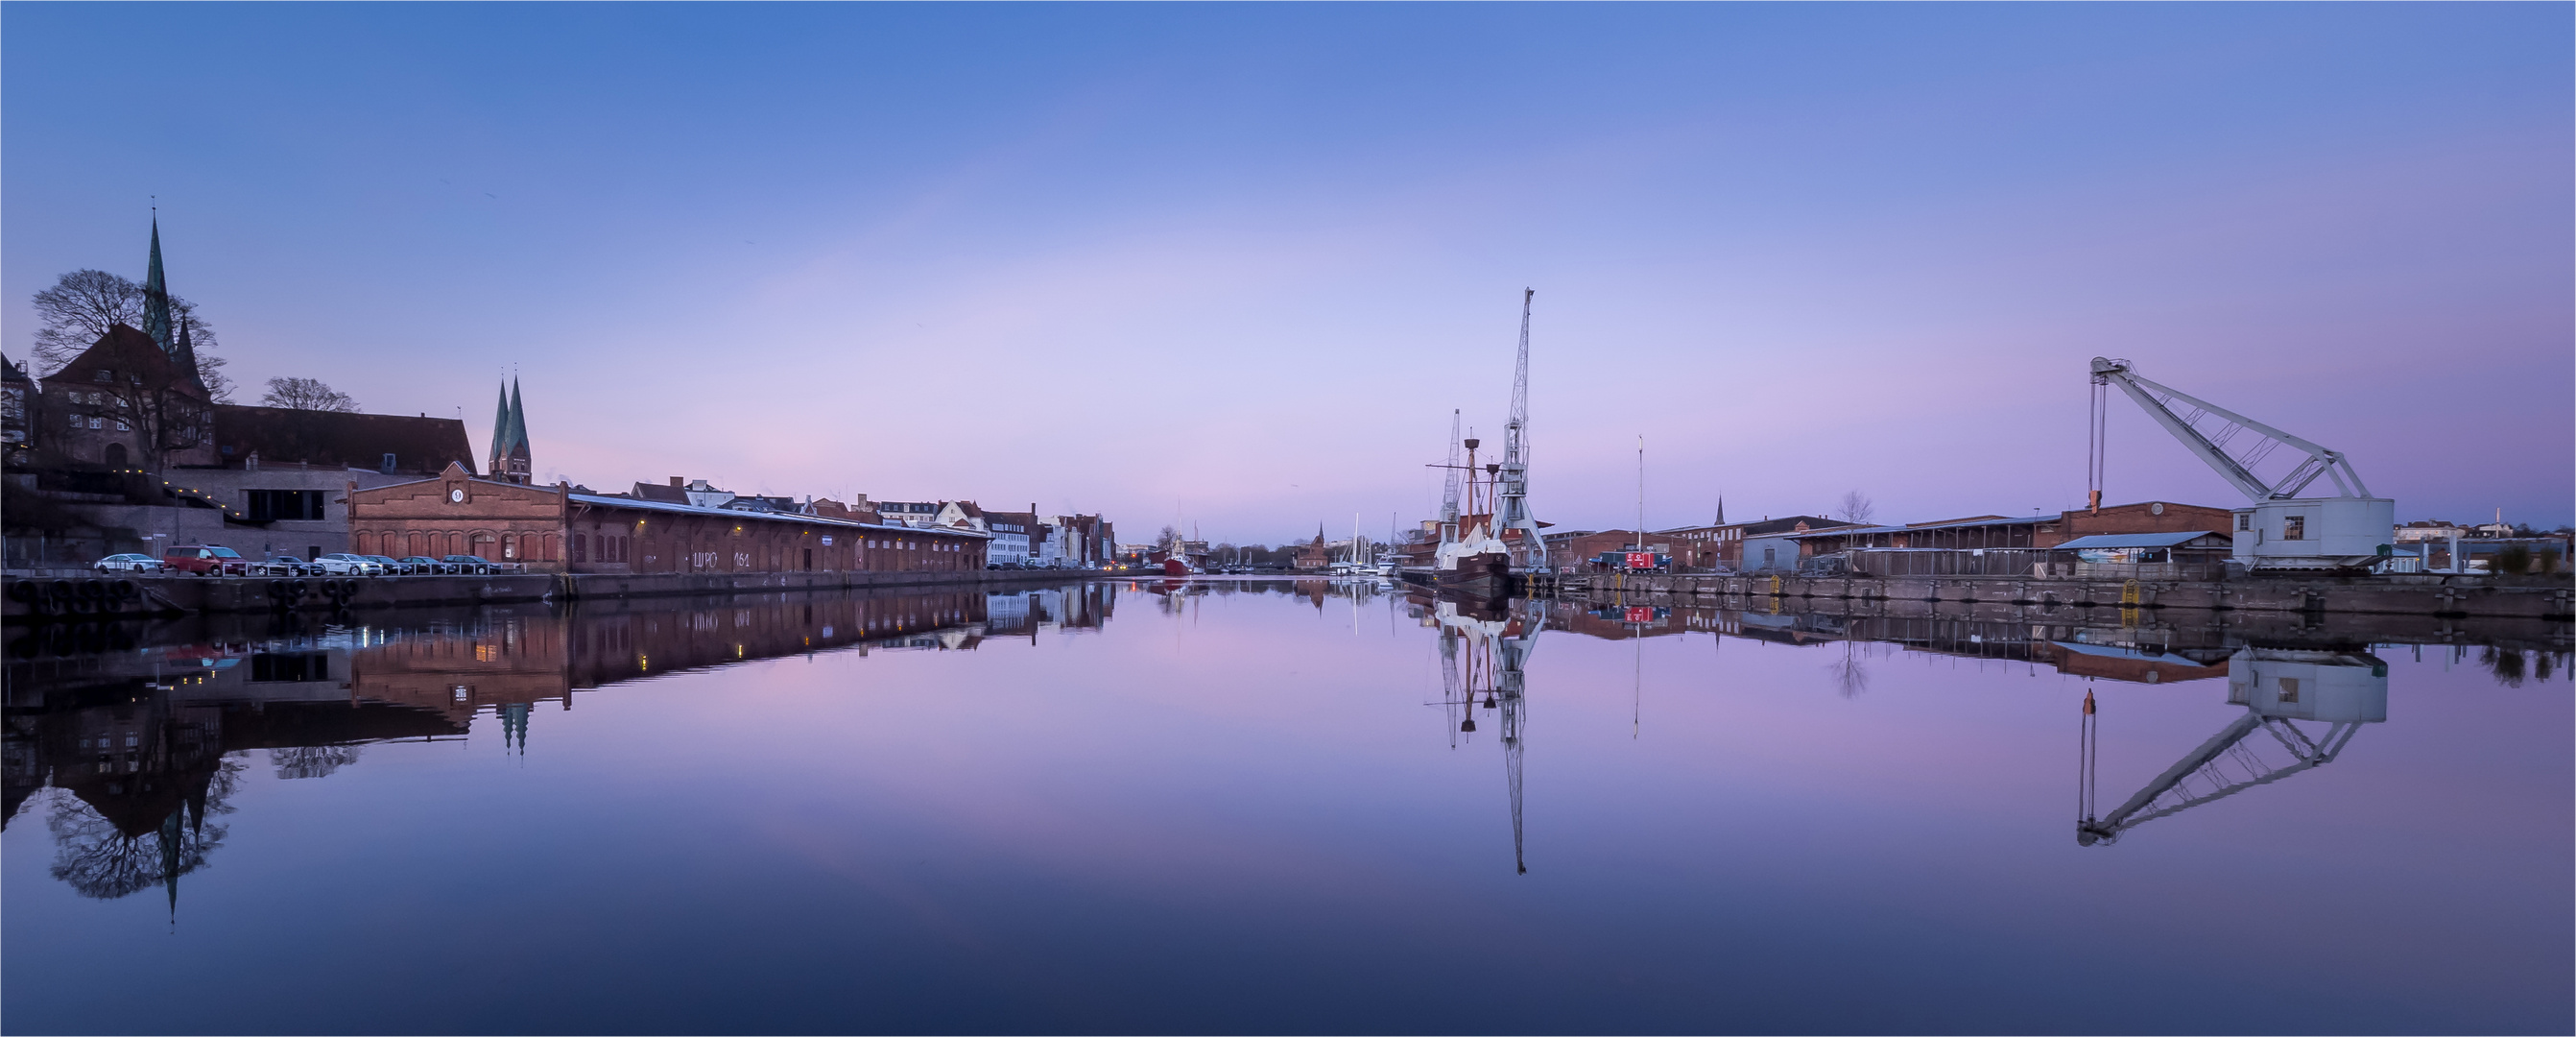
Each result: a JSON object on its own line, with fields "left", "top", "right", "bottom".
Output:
{"left": 2053, "top": 531, "right": 2230, "bottom": 550}
{"left": 569, "top": 493, "right": 989, "bottom": 538}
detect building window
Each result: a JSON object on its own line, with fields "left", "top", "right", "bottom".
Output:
{"left": 2278, "top": 677, "right": 2300, "bottom": 703}
{"left": 246, "top": 490, "right": 326, "bottom": 521}
{"left": 2237, "top": 514, "right": 2251, "bottom": 531}
{"left": 88, "top": 417, "right": 103, "bottom": 429}
{"left": 2282, "top": 517, "right": 2305, "bottom": 542}
{"left": 94, "top": 370, "right": 111, "bottom": 382}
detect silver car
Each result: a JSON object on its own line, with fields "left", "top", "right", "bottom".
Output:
{"left": 92, "top": 553, "right": 166, "bottom": 573}
{"left": 312, "top": 553, "right": 388, "bottom": 576}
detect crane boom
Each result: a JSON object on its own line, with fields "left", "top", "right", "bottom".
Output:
{"left": 2089, "top": 357, "right": 2373, "bottom": 501}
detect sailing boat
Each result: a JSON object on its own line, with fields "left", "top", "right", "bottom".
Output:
{"left": 1431, "top": 436, "right": 1515, "bottom": 591}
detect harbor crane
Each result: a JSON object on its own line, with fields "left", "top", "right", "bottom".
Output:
{"left": 2077, "top": 647, "right": 2386, "bottom": 846}
{"left": 1498, "top": 290, "right": 1547, "bottom": 571}
{"left": 2088, "top": 357, "right": 2395, "bottom": 571}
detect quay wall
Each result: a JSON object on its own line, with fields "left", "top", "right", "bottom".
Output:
{"left": 1550, "top": 571, "right": 2573, "bottom": 621}
{"left": 1560, "top": 589, "right": 2571, "bottom": 654}
{"left": 1, "top": 567, "right": 1103, "bottom": 619}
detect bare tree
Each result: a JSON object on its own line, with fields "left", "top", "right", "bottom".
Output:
{"left": 1156, "top": 524, "right": 1180, "bottom": 553}
{"left": 260, "top": 376, "right": 357, "bottom": 413}
{"left": 29, "top": 270, "right": 232, "bottom": 401}
{"left": 1836, "top": 491, "right": 1877, "bottom": 526}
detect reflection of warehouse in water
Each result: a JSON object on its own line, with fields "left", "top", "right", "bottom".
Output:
{"left": 3, "top": 584, "right": 1120, "bottom": 906}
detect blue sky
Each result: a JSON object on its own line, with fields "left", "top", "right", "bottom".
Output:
{"left": 6, "top": 4, "right": 2568, "bottom": 541}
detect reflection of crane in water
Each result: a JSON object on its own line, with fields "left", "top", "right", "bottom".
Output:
{"left": 1429, "top": 594, "right": 1544, "bottom": 873}
{"left": 2078, "top": 647, "right": 2387, "bottom": 846}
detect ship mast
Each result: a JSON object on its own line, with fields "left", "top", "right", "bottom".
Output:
{"left": 1497, "top": 289, "right": 1545, "bottom": 568}
{"left": 1439, "top": 410, "right": 1463, "bottom": 544}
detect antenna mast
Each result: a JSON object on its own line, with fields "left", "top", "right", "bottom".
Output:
{"left": 1497, "top": 289, "right": 1546, "bottom": 568}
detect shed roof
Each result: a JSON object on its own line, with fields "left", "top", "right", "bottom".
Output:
{"left": 568, "top": 492, "right": 990, "bottom": 538}
{"left": 2054, "top": 532, "right": 2231, "bottom": 550}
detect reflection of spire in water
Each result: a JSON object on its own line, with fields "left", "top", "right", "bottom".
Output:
{"left": 2078, "top": 648, "right": 2387, "bottom": 846}
{"left": 501, "top": 703, "right": 531, "bottom": 756}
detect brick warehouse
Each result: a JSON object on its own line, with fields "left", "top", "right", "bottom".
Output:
{"left": 346, "top": 463, "right": 987, "bottom": 573}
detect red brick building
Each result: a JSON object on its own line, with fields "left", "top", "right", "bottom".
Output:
{"left": 2045, "top": 500, "right": 2233, "bottom": 546}
{"left": 346, "top": 463, "right": 987, "bottom": 573}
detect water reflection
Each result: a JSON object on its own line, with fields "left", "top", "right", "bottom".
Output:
{"left": 1425, "top": 591, "right": 1544, "bottom": 873}
{"left": 2079, "top": 648, "right": 2386, "bottom": 846}
{"left": 3, "top": 578, "right": 2562, "bottom": 909}
{"left": 4, "top": 583, "right": 1122, "bottom": 907}
{"left": 1, "top": 577, "right": 2565, "bottom": 1033}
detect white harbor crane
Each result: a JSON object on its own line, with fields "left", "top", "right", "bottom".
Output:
{"left": 2087, "top": 357, "right": 2395, "bottom": 571}
{"left": 1497, "top": 290, "right": 1547, "bottom": 571}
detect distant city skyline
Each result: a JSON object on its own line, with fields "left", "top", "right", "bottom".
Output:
{"left": 6, "top": 4, "right": 2567, "bottom": 543}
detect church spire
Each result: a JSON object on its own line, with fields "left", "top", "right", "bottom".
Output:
{"left": 144, "top": 216, "right": 174, "bottom": 354}
{"left": 174, "top": 314, "right": 205, "bottom": 391}
{"left": 487, "top": 377, "right": 533, "bottom": 484}
{"left": 507, "top": 377, "right": 527, "bottom": 461}
{"left": 1715, "top": 494, "right": 1725, "bottom": 526}
{"left": 488, "top": 381, "right": 510, "bottom": 475}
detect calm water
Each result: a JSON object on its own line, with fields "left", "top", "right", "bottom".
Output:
{"left": 5, "top": 580, "right": 2568, "bottom": 1035}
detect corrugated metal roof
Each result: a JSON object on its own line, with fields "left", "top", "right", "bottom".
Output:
{"left": 2054, "top": 532, "right": 2228, "bottom": 550}
{"left": 2049, "top": 640, "right": 2223, "bottom": 666}
{"left": 568, "top": 493, "right": 990, "bottom": 538}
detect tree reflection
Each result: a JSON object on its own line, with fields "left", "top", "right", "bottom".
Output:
{"left": 270, "top": 745, "right": 363, "bottom": 781}
{"left": 42, "top": 757, "right": 242, "bottom": 905}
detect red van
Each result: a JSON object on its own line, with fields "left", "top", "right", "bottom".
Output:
{"left": 161, "top": 544, "right": 250, "bottom": 576}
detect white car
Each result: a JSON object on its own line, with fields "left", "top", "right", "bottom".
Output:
{"left": 312, "top": 553, "right": 388, "bottom": 576}
{"left": 93, "top": 553, "right": 166, "bottom": 573}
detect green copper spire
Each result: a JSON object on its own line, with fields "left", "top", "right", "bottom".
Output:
{"left": 489, "top": 381, "right": 511, "bottom": 473}
{"left": 144, "top": 217, "right": 174, "bottom": 353}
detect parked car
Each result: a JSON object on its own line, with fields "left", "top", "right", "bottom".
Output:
{"left": 364, "top": 554, "right": 411, "bottom": 574}
{"left": 397, "top": 555, "right": 452, "bottom": 575}
{"left": 93, "top": 553, "right": 166, "bottom": 573}
{"left": 312, "top": 553, "right": 388, "bottom": 576}
{"left": 161, "top": 544, "right": 250, "bottom": 576}
{"left": 441, "top": 554, "right": 496, "bottom": 575}
{"left": 259, "top": 555, "right": 316, "bottom": 576}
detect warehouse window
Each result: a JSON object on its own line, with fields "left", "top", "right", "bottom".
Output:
{"left": 246, "top": 490, "right": 327, "bottom": 521}
{"left": 2282, "top": 517, "right": 2305, "bottom": 542}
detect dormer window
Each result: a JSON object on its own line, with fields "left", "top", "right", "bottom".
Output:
{"left": 94, "top": 370, "right": 111, "bottom": 382}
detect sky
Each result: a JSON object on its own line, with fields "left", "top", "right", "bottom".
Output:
{"left": 5, "top": 4, "right": 2568, "bottom": 543}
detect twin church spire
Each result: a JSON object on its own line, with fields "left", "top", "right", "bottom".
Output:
{"left": 488, "top": 377, "right": 532, "bottom": 483}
